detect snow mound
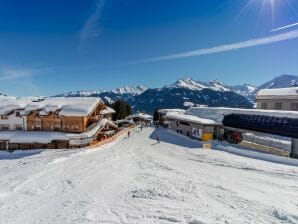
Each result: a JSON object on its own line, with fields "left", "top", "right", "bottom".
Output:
{"left": 273, "top": 209, "right": 298, "bottom": 223}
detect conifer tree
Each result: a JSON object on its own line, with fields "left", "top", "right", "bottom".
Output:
{"left": 153, "top": 109, "right": 160, "bottom": 122}
{"left": 110, "top": 99, "right": 132, "bottom": 120}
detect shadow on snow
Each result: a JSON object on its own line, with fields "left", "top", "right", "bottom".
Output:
{"left": 150, "top": 128, "right": 298, "bottom": 167}
{"left": 0, "top": 149, "right": 44, "bottom": 160}
{"left": 149, "top": 128, "right": 202, "bottom": 149}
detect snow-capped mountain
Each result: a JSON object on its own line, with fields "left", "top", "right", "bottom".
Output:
{"left": 255, "top": 74, "right": 298, "bottom": 92}
{"left": 166, "top": 78, "right": 230, "bottom": 92}
{"left": 54, "top": 75, "right": 298, "bottom": 114}
{"left": 228, "top": 84, "right": 258, "bottom": 102}
{"left": 112, "top": 85, "right": 147, "bottom": 95}
{"left": 55, "top": 79, "right": 254, "bottom": 113}
{"left": 56, "top": 85, "right": 147, "bottom": 98}
{"left": 131, "top": 85, "right": 253, "bottom": 114}
{"left": 229, "top": 84, "right": 257, "bottom": 95}
{"left": 58, "top": 90, "right": 107, "bottom": 97}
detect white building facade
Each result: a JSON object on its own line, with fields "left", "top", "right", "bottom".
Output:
{"left": 256, "top": 87, "right": 298, "bottom": 111}
{"left": 0, "top": 110, "right": 27, "bottom": 131}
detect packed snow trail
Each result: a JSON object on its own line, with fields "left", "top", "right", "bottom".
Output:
{"left": 0, "top": 128, "right": 298, "bottom": 224}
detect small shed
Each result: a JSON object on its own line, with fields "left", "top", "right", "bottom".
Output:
{"left": 165, "top": 112, "right": 218, "bottom": 141}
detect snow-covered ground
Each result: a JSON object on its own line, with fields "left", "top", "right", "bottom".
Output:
{"left": 0, "top": 128, "right": 298, "bottom": 224}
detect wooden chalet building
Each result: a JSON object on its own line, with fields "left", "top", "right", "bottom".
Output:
{"left": 22, "top": 97, "right": 107, "bottom": 133}
{"left": 0, "top": 97, "right": 119, "bottom": 150}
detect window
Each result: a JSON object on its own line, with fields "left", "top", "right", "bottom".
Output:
{"left": 54, "top": 124, "right": 61, "bottom": 131}
{"left": 14, "top": 125, "right": 23, "bottom": 130}
{"left": 0, "top": 125, "right": 9, "bottom": 130}
{"left": 54, "top": 127, "right": 61, "bottom": 131}
{"left": 1, "top": 115, "right": 8, "bottom": 119}
{"left": 34, "top": 125, "right": 41, "bottom": 131}
{"left": 15, "top": 111, "right": 21, "bottom": 117}
{"left": 290, "top": 103, "right": 298, "bottom": 111}
{"left": 275, "top": 103, "right": 282, "bottom": 110}
{"left": 261, "top": 102, "right": 268, "bottom": 109}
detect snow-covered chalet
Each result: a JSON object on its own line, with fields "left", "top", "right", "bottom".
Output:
{"left": 0, "top": 96, "right": 118, "bottom": 150}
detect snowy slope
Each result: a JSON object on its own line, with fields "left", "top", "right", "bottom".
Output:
{"left": 0, "top": 128, "right": 298, "bottom": 224}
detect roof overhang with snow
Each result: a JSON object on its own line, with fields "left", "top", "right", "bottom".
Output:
{"left": 0, "top": 97, "right": 104, "bottom": 117}
{"left": 100, "top": 106, "right": 116, "bottom": 115}
{"left": 127, "top": 113, "right": 153, "bottom": 121}
{"left": 166, "top": 112, "right": 216, "bottom": 125}
{"left": 186, "top": 106, "right": 298, "bottom": 124}
{"left": 158, "top": 109, "right": 186, "bottom": 115}
{"left": 257, "top": 87, "right": 298, "bottom": 100}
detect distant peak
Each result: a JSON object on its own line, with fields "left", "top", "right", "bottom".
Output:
{"left": 166, "top": 77, "right": 230, "bottom": 92}
{"left": 112, "top": 85, "right": 147, "bottom": 95}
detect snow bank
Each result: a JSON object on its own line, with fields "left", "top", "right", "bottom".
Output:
{"left": 213, "top": 141, "right": 298, "bottom": 167}
{"left": 244, "top": 133, "right": 291, "bottom": 152}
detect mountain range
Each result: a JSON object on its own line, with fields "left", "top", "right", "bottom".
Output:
{"left": 53, "top": 74, "right": 298, "bottom": 113}
{"left": 2, "top": 74, "right": 297, "bottom": 114}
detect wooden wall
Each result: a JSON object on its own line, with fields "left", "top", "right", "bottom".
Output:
{"left": 26, "top": 102, "right": 106, "bottom": 133}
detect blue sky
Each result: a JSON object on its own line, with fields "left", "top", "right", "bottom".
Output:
{"left": 0, "top": 0, "right": 298, "bottom": 96}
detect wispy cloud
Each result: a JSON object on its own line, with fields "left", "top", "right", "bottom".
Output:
{"left": 0, "top": 67, "right": 36, "bottom": 81}
{"left": 136, "top": 29, "right": 298, "bottom": 63}
{"left": 0, "top": 66, "right": 43, "bottom": 96}
{"left": 79, "top": 0, "right": 105, "bottom": 48}
{"left": 271, "top": 22, "right": 298, "bottom": 32}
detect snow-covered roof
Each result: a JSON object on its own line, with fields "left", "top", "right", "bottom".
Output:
{"left": 166, "top": 112, "right": 216, "bottom": 125}
{"left": 114, "top": 119, "right": 133, "bottom": 124}
{"left": 186, "top": 107, "right": 298, "bottom": 124}
{"left": 100, "top": 106, "right": 116, "bottom": 115}
{"left": 0, "top": 97, "right": 103, "bottom": 117}
{"left": 0, "top": 97, "right": 35, "bottom": 115}
{"left": 0, "top": 119, "right": 117, "bottom": 144}
{"left": 158, "top": 109, "right": 186, "bottom": 115}
{"left": 127, "top": 113, "right": 153, "bottom": 121}
{"left": 257, "top": 87, "right": 298, "bottom": 99}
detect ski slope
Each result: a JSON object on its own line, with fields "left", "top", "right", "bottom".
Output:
{"left": 0, "top": 128, "right": 298, "bottom": 224}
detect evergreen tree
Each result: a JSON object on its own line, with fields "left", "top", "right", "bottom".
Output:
{"left": 125, "top": 101, "right": 132, "bottom": 116}
{"left": 153, "top": 109, "right": 160, "bottom": 122}
{"left": 110, "top": 99, "right": 132, "bottom": 120}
